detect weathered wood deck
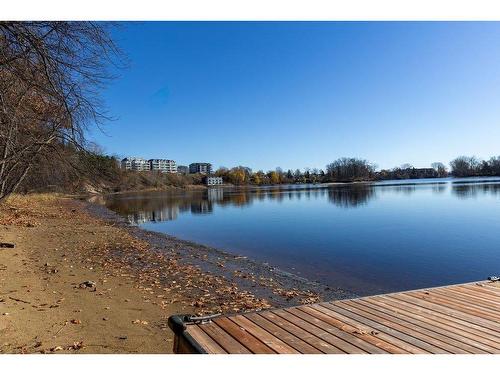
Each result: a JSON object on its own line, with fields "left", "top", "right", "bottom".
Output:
{"left": 168, "top": 280, "right": 500, "bottom": 354}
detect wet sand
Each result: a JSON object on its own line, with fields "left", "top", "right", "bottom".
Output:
{"left": 0, "top": 194, "right": 353, "bottom": 354}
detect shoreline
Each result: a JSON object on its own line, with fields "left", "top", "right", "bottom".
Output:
{"left": 0, "top": 194, "right": 353, "bottom": 354}
{"left": 73, "top": 175, "right": 500, "bottom": 201}
{"left": 84, "top": 198, "right": 355, "bottom": 306}
{"left": 84, "top": 175, "right": 481, "bottom": 197}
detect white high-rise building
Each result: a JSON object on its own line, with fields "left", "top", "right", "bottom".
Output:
{"left": 121, "top": 157, "right": 149, "bottom": 171}
{"left": 148, "top": 159, "right": 177, "bottom": 173}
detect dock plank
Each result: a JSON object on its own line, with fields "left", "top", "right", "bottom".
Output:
{"left": 259, "top": 310, "right": 344, "bottom": 353}
{"left": 341, "top": 299, "right": 472, "bottom": 353}
{"left": 245, "top": 312, "right": 323, "bottom": 353}
{"left": 390, "top": 293, "right": 500, "bottom": 334}
{"left": 312, "top": 304, "right": 426, "bottom": 353}
{"left": 170, "top": 280, "right": 500, "bottom": 354}
{"left": 430, "top": 288, "right": 500, "bottom": 310}
{"left": 298, "top": 305, "right": 405, "bottom": 353}
{"left": 450, "top": 286, "right": 500, "bottom": 306}
{"left": 185, "top": 325, "right": 228, "bottom": 354}
{"left": 366, "top": 297, "right": 497, "bottom": 353}
{"left": 293, "top": 306, "right": 389, "bottom": 353}
{"left": 199, "top": 321, "right": 252, "bottom": 353}
{"left": 213, "top": 317, "right": 276, "bottom": 353}
{"left": 285, "top": 307, "right": 369, "bottom": 353}
{"left": 375, "top": 295, "right": 500, "bottom": 345}
{"left": 323, "top": 302, "right": 443, "bottom": 353}
{"left": 228, "top": 315, "right": 299, "bottom": 353}
{"left": 404, "top": 292, "right": 500, "bottom": 326}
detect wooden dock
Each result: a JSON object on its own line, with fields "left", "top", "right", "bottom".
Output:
{"left": 168, "top": 279, "right": 500, "bottom": 353}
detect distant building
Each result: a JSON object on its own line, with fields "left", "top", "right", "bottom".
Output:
{"left": 177, "top": 165, "right": 189, "bottom": 175}
{"left": 189, "top": 162, "right": 212, "bottom": 175}
{"left": 120, "top": 158, "right": 132, "bottom": 170}
{"left": 206, "top": 176, "right": 223, "bottom": 186}
{"left": 121, "top": 157, "right": 149, "bottom": 171}
{"left": 148, "top": 159, "right": 177, "bottom": 173}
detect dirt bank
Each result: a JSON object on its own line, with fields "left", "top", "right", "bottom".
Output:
{"left": 0, "top": 194, "right": 352, "bottom": 354}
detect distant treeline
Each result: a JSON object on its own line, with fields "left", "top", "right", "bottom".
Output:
{"left": 449, "top": 156, "right": 500, "bottom": 177}
{"left": 213, "top": 156, "right": 500, "bottom": 185}
{"left": 15, "top": 152, "right": 500, "bottom": 195}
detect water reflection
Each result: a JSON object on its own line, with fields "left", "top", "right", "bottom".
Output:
{"left": 102, "top": 177, "right": 500, "bottom": 295}
{"left": 452, "top": 182, "right": 500, "bottom": 199}
{"left": 104, "top": 178, "right": 500, "bottom": 225}
{"left": 327, "top": 185, "right": 375, "bottom": 208}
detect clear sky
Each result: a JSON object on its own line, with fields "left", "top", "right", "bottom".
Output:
{"left": 90, "top": 22, "right": 500, "bottom": 171}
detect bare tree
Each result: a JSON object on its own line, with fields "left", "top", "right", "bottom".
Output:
{"left": 400, "top": 163, "right": 413, "bottom": 170}
{"left": 431, "top": 162, "right": 447, "bottom": 177}
{"left": 326, "top": 157, "right": 375, "bottom": 182}
{"left": 0, "top": 22, "right": 123, "bottom": 201}
{"left": 450, "top": 156, "right": 481, "bottom": 177}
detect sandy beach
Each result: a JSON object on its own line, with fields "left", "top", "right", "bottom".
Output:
{"left": 0, "top": 194, "right": 351, "bottom": 354}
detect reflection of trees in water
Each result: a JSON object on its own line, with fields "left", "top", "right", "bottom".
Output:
{"left": 218, "top": 190, "right": 252, "bottom": 207}
{"left": 104, "top": 182, "right": 500, "bottom": 224}
{"left": 452, "top": 183, "right": 500, "bottom": 199}
{"left": 327, "top": 185, "right": 376, "bottom": 208}
{"left": 377, "top": 184, "right": 416, "bottom": 195}
{"left": 106, "top": 185, "right": 337, "bottom": 223}
{"left": 376, "top": 182, "right": 450, "bottom": 196}
{"left": 432, "top": 184, "right": 446, "bottom": 194}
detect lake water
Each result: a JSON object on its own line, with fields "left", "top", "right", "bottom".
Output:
{"left": 104, "top": 177, "right": 500, "bottom": 296}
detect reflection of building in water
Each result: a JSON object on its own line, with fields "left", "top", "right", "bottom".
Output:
{"left": 127, "top": 212, "right": 148, "bottom": 224}
{"left": 150, "top": 206, "right": 179, "bottom": 221}
{"left": 191, "top": 200, "right": 213, "bottom": 214}
{"left": 126, "top": 205, "right": 179, "bottom": 224}
{"left": 178, "top": 202, "right": 191, "bottom": 213}
{"left": 207, "top": 188, "right": 224, "bottom": 202}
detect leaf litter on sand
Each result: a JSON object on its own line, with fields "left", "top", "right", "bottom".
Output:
{"left": 1, "top": 195, "right": 323, "bottom": 320}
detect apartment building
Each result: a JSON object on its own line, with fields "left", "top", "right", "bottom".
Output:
{"left": 148, "top": 159, "right": 177, "bottom": 173}
{"left": 177, "top": 165, "right": 189, "bottom": 175}
{"left": 121, "top": 157, "right": 149, "bottom": 171}
{"left": 189, "top": 162, "right": 212, "bottom": 175}
{"left": 206, "top": 176, "right": 223, "bottom": 186}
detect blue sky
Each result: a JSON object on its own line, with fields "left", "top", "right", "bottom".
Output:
{"left": 90, "top": 22, "right": 500, "bottom": 171}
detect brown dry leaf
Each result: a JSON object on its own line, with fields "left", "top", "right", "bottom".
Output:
{"left": 69, "top": 341, "right": 84, "bottom": 350}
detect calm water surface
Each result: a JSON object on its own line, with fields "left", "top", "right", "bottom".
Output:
{"left": 104, "top": 177, "right": 500, "bottom": 295}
